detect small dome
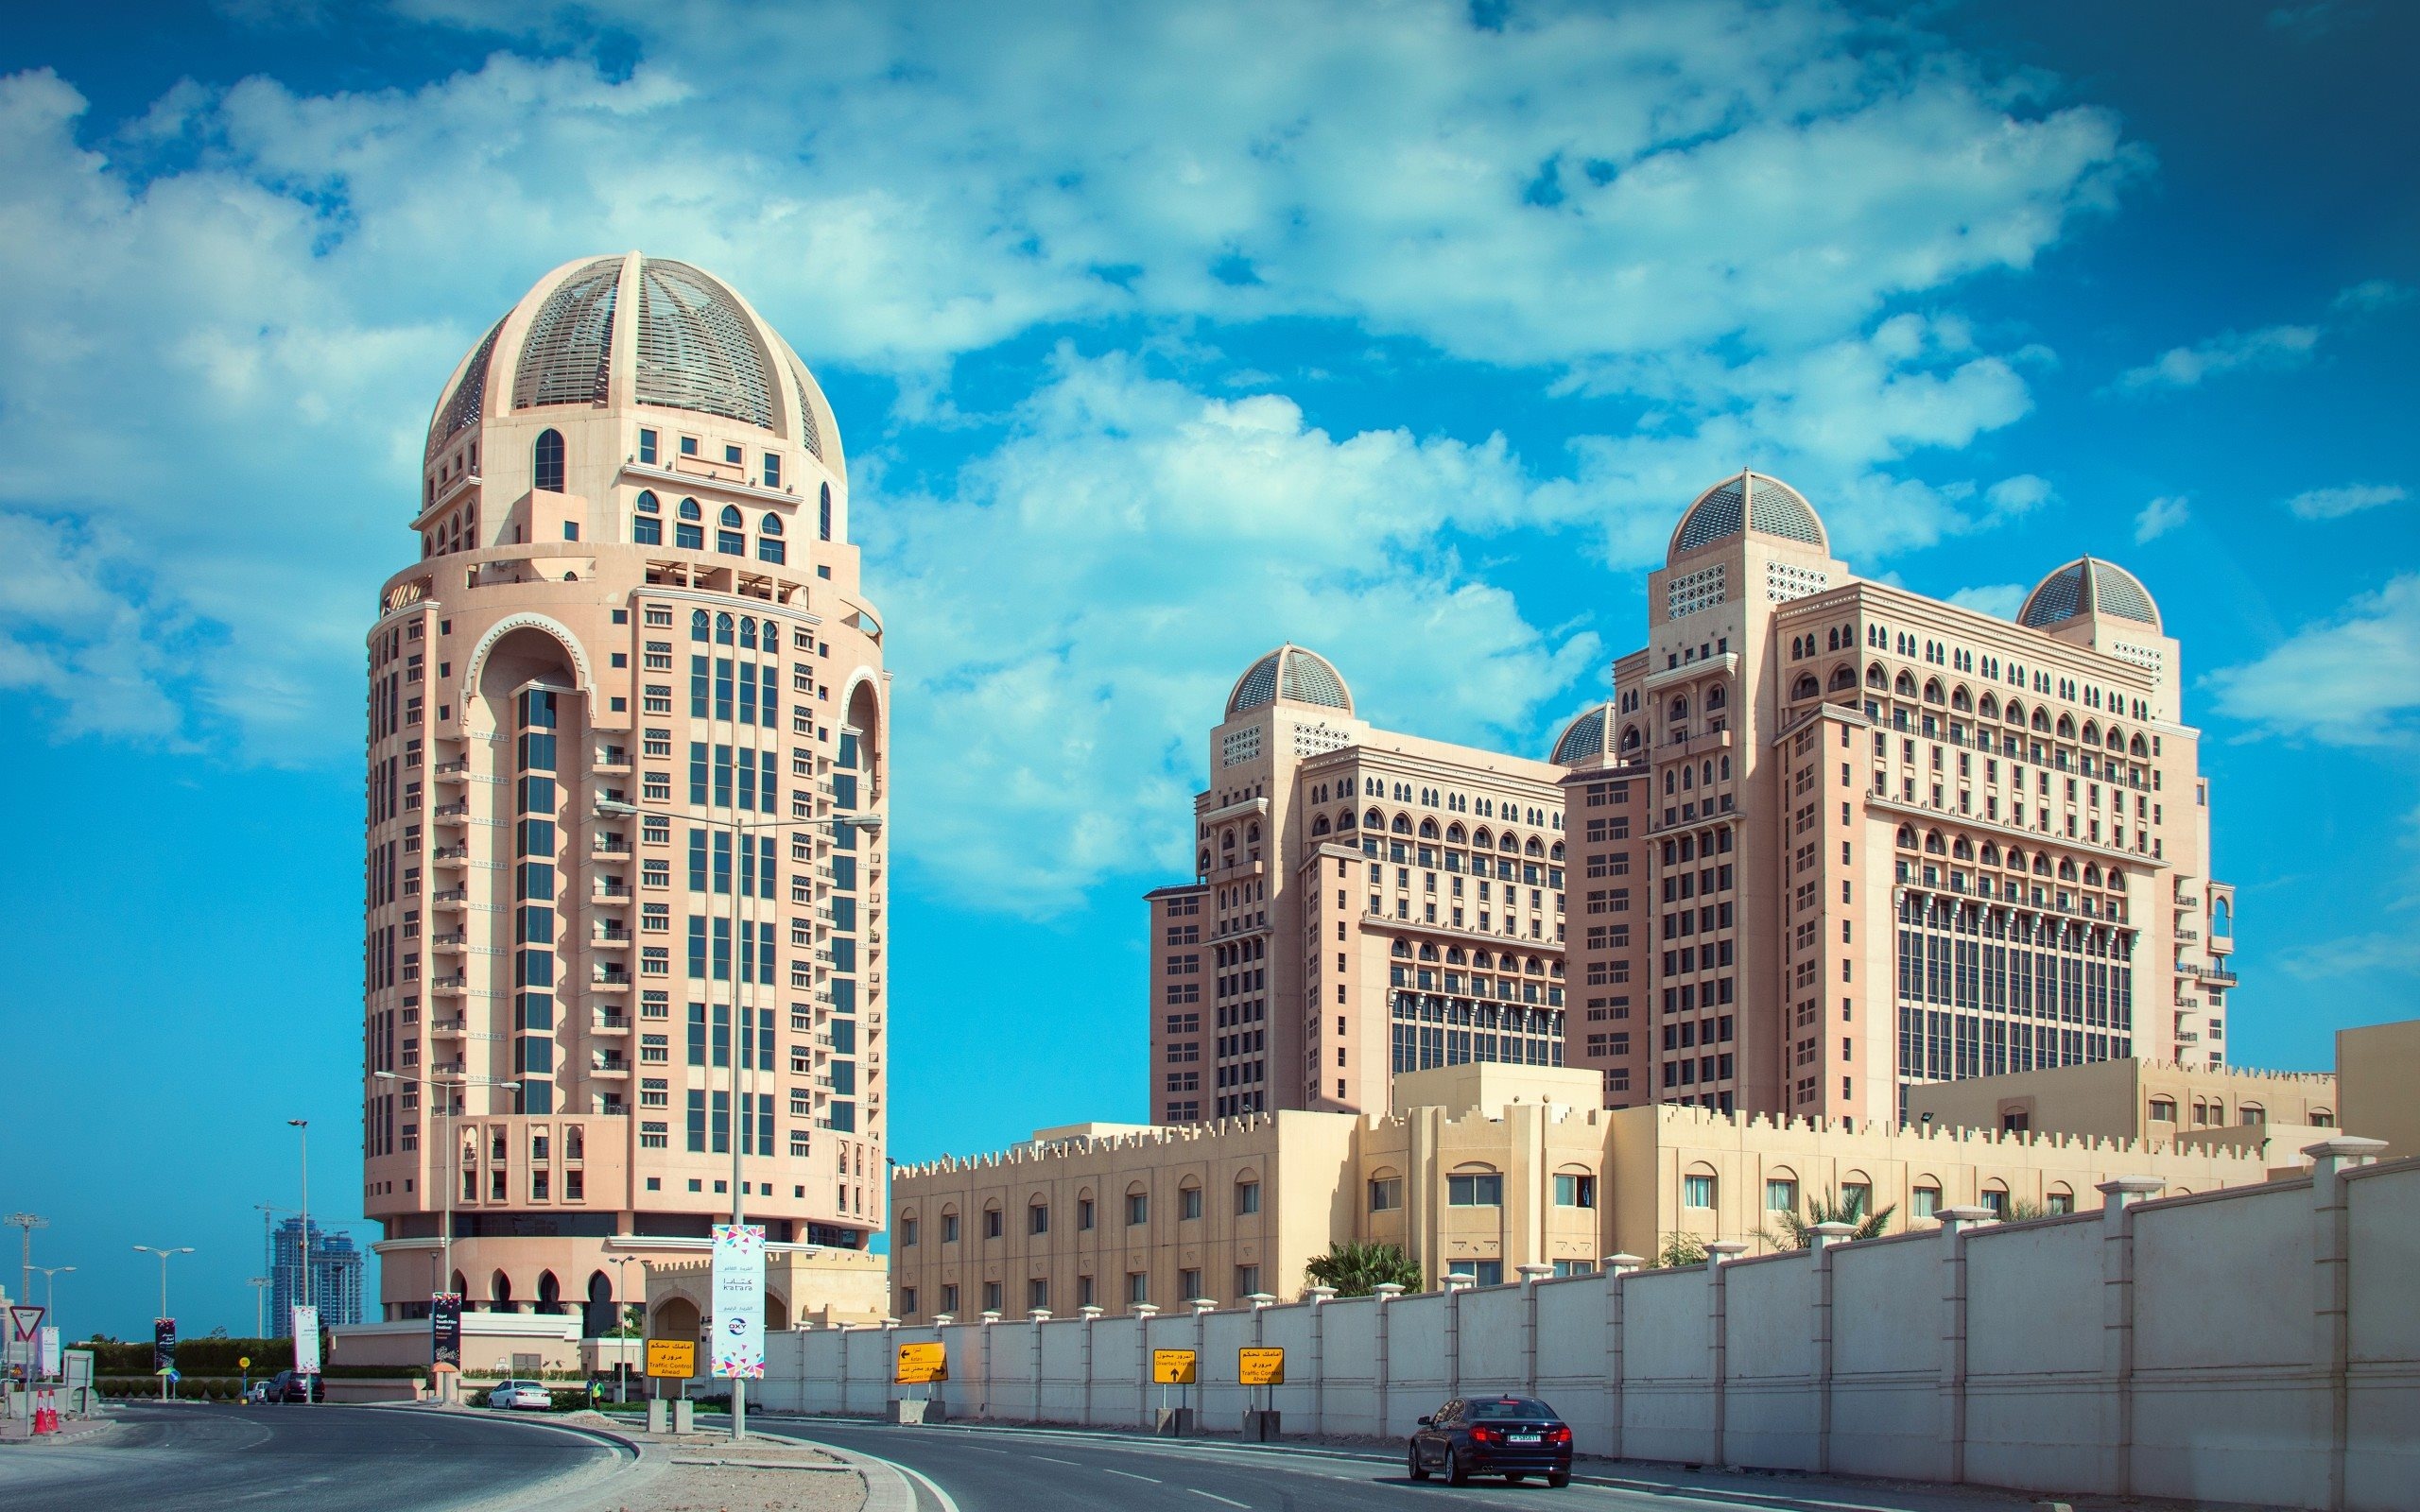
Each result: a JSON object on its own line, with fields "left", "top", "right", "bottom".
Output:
{"left": 1550, "top": 701, "right": 1615, "bottom": 765}
{"left": 1226, "top": 644, "right": 1354, "bottom": 718}
{"left": 1668, "top": 471, "right": 1826, "bottom": 560}
{"left": 2018, "top": 557, "right": 2160, "bottom": 631}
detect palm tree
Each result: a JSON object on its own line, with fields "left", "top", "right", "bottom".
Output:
{"left": 1658, "top": 1231, "right": 1708, "bottom": 1268}
{"left": 1303, "top": 1241, "right": 1425, "bottom": 1297}
{"left": 1757, "top": 1190, "right": 1897, "bottom": 1250}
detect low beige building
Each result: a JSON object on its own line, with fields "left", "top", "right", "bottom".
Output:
{"left": 889, "top": 1063, "right": 2279, "bottom": 1318}
{"left": 1902, "top": 1055, "right": 2338, "bottom": 1159}
{"left": 643, "top": 1246, "right": 889, "bottom": 1374}
{"left": 2338, "top": 1019, "right": 2420, "bottom": 1159}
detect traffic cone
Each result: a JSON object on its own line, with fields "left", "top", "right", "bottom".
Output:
{"left": 33, "top": 1391, "right": 58, "bottom": 1434}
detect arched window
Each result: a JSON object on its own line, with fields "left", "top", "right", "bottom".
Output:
{"left": 1951, "top": 686, "right": 1972, "bottom": 712}
{"left": 1419, "top": 817, "right": 1440, "bottom": 839}
{"left": 1896, "top": 670, "right": 1918, "bottom": 696}
{"left": 1792, "top": 674, "right": 1820, "bottom": 700}
{"left": 739, "top": 617, "right": 758, "bottom": 651}
{"left": 634, "top": 490, "right": 662, "bottom": 546}
{"left": 1979, "top": 694, "right": 1998, "bottom": 719}
{"left": 533, "top": 429, "right": 565, "bottom": 492}
{"left": 1391, "top": 813, "right": 1413, "bottom": 834}
{"left": 1311, "top": 815, "right": 1331, "bottom": 835}
{"left": 819, "top": 481, "right": 833, "bottom": 541}
{"left": 717, "top": 504, "right": 745, "bottom": 557}
{"left": 759, "top": 511, "right": 786, "bottom": 564}
{"left": 1365, "top": 809, "right": 1386, "bottom": 831}
{"left": 1670, "top": 696, "right": 1689, "bottom": 720}
{"left": 690, "top": 609, "right": 709, "bottom": 642}
{"left": 676, "top": 498, "right": 704, "bottom": 550}
{"left": 1867, "top": 663, "right": 1888, "bottom": 689}
{"left": 715, "top": 611, "right": 735, "bottom": 645}
{"left": 1706, "top": 685, "right": 1727, "bottom": 710}
{"left": 1338, "top": 809, "right": 1357, "bottom": 830}
{"left": 1923, "top": 678, "right": 1945, "bottom": 705}
{"left": 1829, "top": 664, "right": 1856, "bottom": 691}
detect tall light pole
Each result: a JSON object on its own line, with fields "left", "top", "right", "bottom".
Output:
{"left": 287, "top": 1119, "right": 312, "bottom": 1388}
{"left": 5, "top": 1213, "right": 44, "bottom": 1317}
{"left": 248, "top": 1277, "right": 270, "bottom": 1339}
{"left": 596, "top": 798, "right": 880, "bottom": 1442}
{"left": 130, "top": 1246, "right": 193, "bottom": 1401}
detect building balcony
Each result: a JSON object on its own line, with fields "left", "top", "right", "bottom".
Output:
{"left": 593, "top": 1012, "right": 631, "bottom": 1033}
{"left": 594, "top": 747, "right": 632, "bottom": 774}
{"left": 2176, "top": 927, "right": 2200, "bottom": 942}
{"left": 431, "top": 1017, "right": 468, "bottom": 1037}
{"left": 591, "top": 1052, "right": 630, "bottom": 1075}
{"left": 591, "top": 928, "right": 633, "bottom": 949}
{"left": 2176, "top": 1030, "right": 2201, "bottom": 1044}
{"left": 433, "top": 758, "right": 469, "bottom": 781}
{"left": 432, "top": 933, "right": 467, "bottom": 954}
{"left": 433, "top": 845, "right": 471, "bottom": 866}
{"left": 433, "top": 801, "right": 470, "bottom": 824}
{"left": 2208, "top": 932, "right": 2234, "bottom": 956}
{"left": 2204, "top": 968, "right": 2239, "bottom": 988}
{"left": 432, "top": 886, "right": 469, "bottom": 907}
{"left": 593, "top": 837, "right": 632, "bottom": 857}
{"left": 431, "top": 978, "right": 469, "bottom": 997}
{"left": 594, "top": 883, "right": 631, "bottom": 902}
{"left": 591, "top": 970, "right": 631, "bottom": 991}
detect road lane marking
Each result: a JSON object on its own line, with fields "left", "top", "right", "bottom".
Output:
{"left": 1032, "top": 1455, "right": 1080, "bottom": 1465}
{"left": 1104, "top": 1468, "right": 1163, "bottom": 1483}
{"left": 1188, "top": 1492, "right": 1250, "bottom": 1508}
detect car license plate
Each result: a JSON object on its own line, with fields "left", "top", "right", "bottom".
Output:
{"left": 1509, "top": 1433, "right": 1541, "bottom": 1444}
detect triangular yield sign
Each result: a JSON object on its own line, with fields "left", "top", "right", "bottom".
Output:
{"left": 8, "top": 1306, "right": 43, "bottom": 1341}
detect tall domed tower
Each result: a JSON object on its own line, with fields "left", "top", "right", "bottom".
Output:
{"left": 361, "top": 255, "right": 890, "bottom": 1334}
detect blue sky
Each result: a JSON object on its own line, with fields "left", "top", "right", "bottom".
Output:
{"left": 1, "top": 0, "right": 2413, "bottom": 1341}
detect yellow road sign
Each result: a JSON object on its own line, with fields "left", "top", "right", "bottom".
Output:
{"left": 1151, "top": 1348, "right": 1198, "bottom": 1384}
{"left": 645, "top": 1338, "right": 698, "bottom": 1379}
{"left": 1238, "top": 1346, "right": 1285, "bottom": 1386}
{"left": 896, "top": 1341, "right": 948, "bottom": 1384}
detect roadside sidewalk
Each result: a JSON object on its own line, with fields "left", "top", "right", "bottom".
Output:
{"left": 501, "top": 1418, "right": 873, "bottom": 1512}
{"left": 0, "top": 1413, "right": 119, "bottom": 1449}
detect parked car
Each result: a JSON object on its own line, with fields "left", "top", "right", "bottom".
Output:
{"left": 1408, "top": 1395, "right": 1574, "bottom": 1487}
{"left": 487, "top": 1379, "right": 555, "bottom": 1411}
{"left": 265, "top": 1370, "right": 324, "bottom": 1404}
{"left": 243, "top": 1382, "right": 270, "bottom": 1405}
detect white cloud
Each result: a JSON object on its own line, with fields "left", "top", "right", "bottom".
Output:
{"left": 2207, "top": 574, "right": 2420, "bottom": 746}
{"left": 865, "top": 351, "right": 1599, "bottom": 912}
{"left": 0, "top": 2, "right": 2148, "bottom": 907}
{"left": 1984, "top": 474, "right": 2055, "bottom": 517}
{"left": 2115, "top": 323, "right": 2319, "bottom": 391}
{"left": 2332, "top": 278, "right": 2411, "bottom": 314}
{"left": 1947, "top": 583, "right": 2029, "bottom": 620}
{"left": 2286, "top": 482, "right": 2405, "bottom": 520}
{"left": 2134, "top": 495, "right": 2189, "bottom": 542}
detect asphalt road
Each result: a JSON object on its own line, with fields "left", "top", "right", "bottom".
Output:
{"left": 753, "top": 1417, "right": 2034, "bottom": 1512}
{"left": 0, "top": 1402, "right": 621, "bottom": 1512}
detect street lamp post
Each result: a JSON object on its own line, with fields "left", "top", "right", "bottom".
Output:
{"left": 249, "top": 1277, "right": 270, "bottom": 1339}
{"left": 596, "top": 797, "right": 880, "bottom": 1443}
{"left": 372, "top": 1069, "right": 519, "bottom": 1404}
{"left": 5, "top": 1213, "right": 44, "bottom": 1321}
{"left": 29, "top": 1266, "right": 73, "bottom": 1349}
{"left": 130, "top": 1246, "right": 194, "bottom": 1401}
{"left": 287, "top": 1120, "right": 310, "bottom": 1376}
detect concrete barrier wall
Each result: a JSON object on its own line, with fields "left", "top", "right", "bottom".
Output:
{"left": 762, "top": 1151, "right": 2419, "bottom": 1511}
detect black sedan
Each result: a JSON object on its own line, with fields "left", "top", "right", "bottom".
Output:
{"left": 1408, "top": 1395, "right": 1574, "bottom": 1486}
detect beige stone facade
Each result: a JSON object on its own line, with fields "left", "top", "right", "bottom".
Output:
{"left": 1146, "top": 472, "right": 2239, "bottom": 1135}
{"left": 361, "top": 254, "right": 890, "bottom": 1329}
{"left": 890, "top": 1063, "right": 2275, "bottom": 1317}
{"left": 1562, "top": 477, "right": 2237, "bottom": 1125}
{"left": 1146, "top": 646, "right": 1575, "bottom": 1123}
{"left": 2336, "top": 1019, "right": 2420, "bottom": 1159}
{"left": 1904, "top": 1056, "right": 2338, "bottom": 1160}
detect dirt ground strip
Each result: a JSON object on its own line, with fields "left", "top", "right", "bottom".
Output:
{"left": 549, "top": 1418, "right": 866, "bottom": 1512}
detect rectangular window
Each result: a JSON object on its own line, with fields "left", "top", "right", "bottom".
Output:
{"left": 1028, "top": 1203, "right": 1049, "bottom": 1235}
{"left": 1126, "top": 1191, "right": 1148, "bottom": 1225}
{"left": 638, "top": 428, "right": 659, "bottom": 465}
{"left": 1179, "top": 1268, "right": 1202, "bottom": 1301}
{"left": 1446, "top": 1172, "right": 1502, "bottom": 1207}
{"left": 1235, "top": 1181, "right": 1260, "bottom": 1215}
{"left": 1180, "top": 1186, "right": 1203, "bottom": 1220}
{"left": 1447, "top": 1261, "right": 1505, "bottom": 1286}
{"left": 1683, "top": 1174, "right": 1716, "bottom": 1209}
{"left": 1913, "top": 1185, "right": 1942, "bottom": 1218}
{"left": 1235, "top": 1264, "right": 1261, "bottom": 1299}
{"left": 1553, "top": 1174, "right": 1596, "bottom": 1208}
{"left": 1765, "top": 1178, "right": 1799, "bottom": 1212}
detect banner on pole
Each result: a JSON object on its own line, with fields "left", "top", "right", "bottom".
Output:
{"left": 153, "top": 1318, "right": 177, "bottom": 1373}
{"left": 430, "top": 1293, "right": 463, "bottom": 1372}
{"left": 709, "top": 1224, "right": 767, "bottom": 1379}
{"left": 37, "top": 1328, "right": 59, "bottom": 1378}
{"left": 292, "top": 1306, "right": 321, "bottom": 1376}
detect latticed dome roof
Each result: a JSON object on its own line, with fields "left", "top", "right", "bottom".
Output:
{"left": 1667, "top": 471, "right": 1827, "bottom": 560}
{"left": 1550, "top": 701, "right": 1615, "bottom": 765}
{"left": 424, "top": 253, "right": 834, "bottom": 468}
{"left": 1226, "top": 644, "right": 1354, "bottom": 718}
{"left": 2018, "top": 557, "right": 2161, "bottom": 630}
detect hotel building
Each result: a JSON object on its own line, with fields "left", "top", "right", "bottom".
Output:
{"left": 358, "top": 254, "right": 890, "bottom": 1328}
{"left": 1144, "top": 648, "right": 1575, "bottom": 1124}
{"left": 1555, "top": 472, "right": 2236, "bottom": 1123}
